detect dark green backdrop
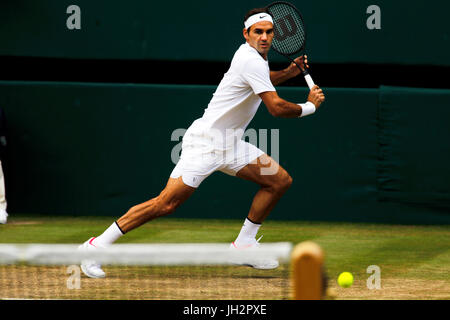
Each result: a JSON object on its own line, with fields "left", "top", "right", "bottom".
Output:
{"left": 1, "top": 0, "right": 449, "bottom": 224}
{"left": 1, "top": 0, "right": 449, "bottom": 66}
{"left": 0, "top": 82, "right": 449, "bottom": 224}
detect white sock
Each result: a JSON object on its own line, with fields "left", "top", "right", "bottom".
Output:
{"left": 92, "top": 222, "right": 124, "bottom": 247}
{"left": 234, "top": 218, "right": 261, "bottom": 246}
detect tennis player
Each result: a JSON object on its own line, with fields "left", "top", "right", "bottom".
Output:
{"left": 79, "top": 7, "right": 325, "bottom": 278}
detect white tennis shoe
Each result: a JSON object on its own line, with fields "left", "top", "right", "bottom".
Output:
{"left": 78, "top": 237, "right": 106, "bottom": 278}
{"left": 229, "top": 236, "right": 279, "bottom": 270}
{"left": 0, "top": 209, "right": 8, "bottom": 224}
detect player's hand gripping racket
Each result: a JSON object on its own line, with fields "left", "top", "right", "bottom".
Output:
{"left": 266, "top": 1, "right": 315, "bottom": 89}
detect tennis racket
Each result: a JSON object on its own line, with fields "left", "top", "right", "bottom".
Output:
{"left": 266, "top": 1, "right": 315, "bottom": 89}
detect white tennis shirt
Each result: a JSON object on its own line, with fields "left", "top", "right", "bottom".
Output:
{"left": 184, "top": 42, "right": 276, "bottom": 150}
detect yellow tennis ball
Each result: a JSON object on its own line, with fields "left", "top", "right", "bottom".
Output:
{"left": 338, "top": 272, "right": 353, "bottom": 288}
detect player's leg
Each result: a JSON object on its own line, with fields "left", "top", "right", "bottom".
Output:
{"left": 221, "top": 143, "right": 292, "bottom": 269}
{"left": 235, "top": 153, "right": 292, "bottom": 224}
{"left": 90, "top": 176, "right": 196, "bottom": 246}
{"left": 79, "top": 176, "right": 196, "bottom": 278}
{"left": 116, "top": 176, "right": 196, "bottom": 233}
{"left": 230, "top": 153, "right": 291, "bottom": 250}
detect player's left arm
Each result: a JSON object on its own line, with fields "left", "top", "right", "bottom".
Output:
{"left": 260, "top": 85, "right": 324, "bottom": 118}
{"left": 270, "top": 55, "right": 308, "bottom": 86}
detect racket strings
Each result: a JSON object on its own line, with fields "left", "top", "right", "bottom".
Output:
{"left": 267, "top": 4, "right": 306, "bottom": 55}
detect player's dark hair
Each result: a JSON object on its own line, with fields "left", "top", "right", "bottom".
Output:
{"left": 243, "top": 8, "right": 272, "bottom": 32}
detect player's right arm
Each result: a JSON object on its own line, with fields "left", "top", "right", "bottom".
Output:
{"left": 270, "top": 56, "right": 308, "bottom": 86}
{"left": 259, "top": 86, "right": 325, "bottom": 118}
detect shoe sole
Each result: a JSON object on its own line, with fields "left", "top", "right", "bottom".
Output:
{"left": 231, "top": 261, "right": 279, "bottom": 270}
{"left": 80, "top": 264, "right": 105, "bottom": 279}
{"left": 245, "top": 263, "right": 279, "bottom": 270}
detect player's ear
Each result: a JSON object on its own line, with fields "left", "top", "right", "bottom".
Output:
{"left": 243, "top": 28, "right": 249, "bottom": 41}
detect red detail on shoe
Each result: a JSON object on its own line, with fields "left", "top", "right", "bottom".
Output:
{"left": 89, "top": 237, "right": 97, "bottom": 248}
{"left": 232, "top": 242, "right": 254, "bottom": 250}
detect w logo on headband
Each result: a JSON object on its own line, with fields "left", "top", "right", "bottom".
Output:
{"left": 274, "top": 14, "right": 297, "bottom": 41}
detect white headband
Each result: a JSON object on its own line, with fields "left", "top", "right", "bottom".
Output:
{"left": 244, "top": 13, "right": 273, "bottom": 29}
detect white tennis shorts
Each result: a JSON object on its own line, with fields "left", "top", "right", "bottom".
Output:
{"left": 170, "top": 131, "right": 264, "bottom": 188}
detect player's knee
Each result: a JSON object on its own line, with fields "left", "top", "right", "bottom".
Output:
{"left": 274, "top": 172, "right": 293, "bottom": 195}
{"left": 282, "top": 172, "right": 293, "bottom": 192}
{"left": 285, "top": 174, "right": 293, "bottom": 189}
{"left": 158, "top": 202, "right": 177, "bottom": 217}
{"left": 156, "top": 196, "right": 184, "bottom": 217}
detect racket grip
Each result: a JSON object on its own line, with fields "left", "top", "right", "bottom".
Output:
{"left": 304, "top": 73, "right": 315, "bottom": 89}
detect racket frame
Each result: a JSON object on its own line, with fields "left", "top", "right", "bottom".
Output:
{"left": 266, "top": 1, "right": 315, "bottom": 88}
